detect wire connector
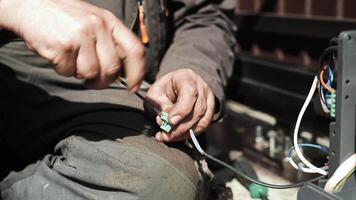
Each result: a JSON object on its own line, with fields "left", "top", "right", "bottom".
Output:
{"left": 159, "top": 112, "right": 172, "bottom": 133}
{"left": 330, "top": 91, "right": 336, "bottom": 118}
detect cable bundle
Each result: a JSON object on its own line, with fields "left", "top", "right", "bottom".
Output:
{"left": 318, "top": 46, "right": 337, "bottom": 117}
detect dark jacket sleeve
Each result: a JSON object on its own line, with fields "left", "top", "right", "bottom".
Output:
{"left": 156, "top": 0, "right": 237, "bottom": 120}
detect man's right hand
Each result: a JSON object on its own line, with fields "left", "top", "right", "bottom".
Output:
{"left": 0, "top": 0, "right": 145, "bottom": 91}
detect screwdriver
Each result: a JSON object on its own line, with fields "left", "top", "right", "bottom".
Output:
{"left": 116, "top": 78, "right": 160, "bottom": 114}
{"left": 233, "top": 159, "right": 269, "bottom": 200}
{"left": 116, "top": 78, "right": 172, "bottom": 132}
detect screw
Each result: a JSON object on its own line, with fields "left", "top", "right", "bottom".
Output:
{"left": 345, "top": 34, "right": 351, "bottom": 40}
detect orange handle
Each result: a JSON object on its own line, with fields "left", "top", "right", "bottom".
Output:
{"left": 138, "top": 5, "right": 149, "bottom": 44}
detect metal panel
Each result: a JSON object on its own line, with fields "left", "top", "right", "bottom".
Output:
{"left": 298, "top": 183, "right": 342, "bottom": 200}
{"left": 234, "top": 14, "right": 356, "bottom": 39}
{"left": 298, "top": 30, "right": 356, "bottom": 200}
{"left": 330, "top": 31, "right": 356, "bottom": 175}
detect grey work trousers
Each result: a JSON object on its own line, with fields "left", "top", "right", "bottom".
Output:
{"left": 0, "top": 39, "right": 210, "bottom": 199}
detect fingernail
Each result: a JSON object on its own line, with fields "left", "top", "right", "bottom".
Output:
{"left": 155, "top": 132, "right": 163, "bottom": 142}
{"left": 156, "top": 116, "right": 162, "bottom": 126}
{"left": 170, "top": 115, "right": 181, "bottom": 125}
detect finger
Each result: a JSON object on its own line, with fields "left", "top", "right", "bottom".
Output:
{"left": 85, "top": 20, "right": 121, "bottom": 89}
{"left": 110, "top": 17, "right": 145, "bottom": 91}
{"left": 143, "top": 95, "right": 173, "bottom": 118}
{"left": 155, "top": 132, "right": 166, "bottom": 142}
{"left": 194, "top": 90, "right": 215, "bottom": 133}
{"left": 166, "top": 78, "right": 198, "bottom": 126}
{"left": 145, "top": 77, "right": 174, "bottom": 112}
{"left": 145, "top": 88, "right": 173, "bottom": 126}
{"left": 162, "top": 82, "right": 207, "bottom": 142}
{"left": 76, "top": 35, "right": 100, "bottom": 80}
{"left": 155, "top": 131, "right": 187, "bottom": 142}
{"left": 52, "top": 50, "right": 78, "bottom": 77}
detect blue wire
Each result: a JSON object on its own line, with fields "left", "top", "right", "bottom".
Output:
{"left": 288, "top": 144, "right": 329, "bottom": 159}
{"left": 320, "top": 86, "right": 327, "bottom": 104}
{"left": 327, "top": 65, "right": 334, "bottom": 83}
{"left": 322, "top": 65, "right": 333, "bottom": 100}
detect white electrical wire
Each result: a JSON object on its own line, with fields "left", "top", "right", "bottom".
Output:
{"left": 287, "top": 144, "right": 329, "bottom": 173}
{"left": 293, "top": 76, "right": 328, "bottom": 175}
{"left": 189, "top": 129, "right": 204, "bottom": 154}
{"left": 192, "top": 76, "right": 327, "bottom": 177}
{"left": 324, "top": 154, "right": 356, "bottom": 192}
{"left": 318, "top": 81, "right": 330, "bottom": 113}
{"left": 189, "top": 129, "right": 326, "bottom": 189}
{"left": 288, "top": 157, "right": 328, "bottom": 173}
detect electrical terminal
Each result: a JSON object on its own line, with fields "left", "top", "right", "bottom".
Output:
{"left": 159, "top": 112, "right": 172, "bottom": 133}
{"left": 330, "top": 91, "right": 336, "bottom": 118}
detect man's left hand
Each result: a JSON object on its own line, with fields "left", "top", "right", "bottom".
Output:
{"left": 146, "top": 69, "right": 215, "bottom": 142}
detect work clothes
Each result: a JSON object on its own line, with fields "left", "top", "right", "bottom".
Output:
{"left": 0, "top": 0, "right": 236, "bottom": 199}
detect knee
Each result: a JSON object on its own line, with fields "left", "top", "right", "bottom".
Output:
{"left": 54, "top": 134, "right": 199, "bottom": 199}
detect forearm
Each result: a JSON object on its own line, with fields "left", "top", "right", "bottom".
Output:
{"left": 158, "top": 1, "right": 236, "bottom": 120}
{"left": 159, "top": 19, "right": 236, "bottom": 99}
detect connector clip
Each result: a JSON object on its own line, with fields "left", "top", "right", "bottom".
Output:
{"left": 159, "top": 112, "right": 172, "bottom": 133}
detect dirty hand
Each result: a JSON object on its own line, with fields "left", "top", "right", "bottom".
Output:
{"left": 146, "top": 69, "right": 216, "bottom": 142}
{"left": 0, "top": 0, "right": 145, "bottom": 91}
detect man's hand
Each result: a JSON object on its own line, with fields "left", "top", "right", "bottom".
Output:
{"left": 146, "top": 69, "right": 216, "bottom": 142}
{"left": 0, "top": 0, "right": 145, "bottom": 91}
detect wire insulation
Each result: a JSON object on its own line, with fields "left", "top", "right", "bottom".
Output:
{"left": 287, "top": 144, "right": 329, "bottom": 173}
{"left": 189, "top": 130, "right": 325, "bottom": 189}
{"left": 293, "top": 76, "right": 328, "bottom": 175}
{"left": 334, "top": 168, "right": 355, "bottom": 191}
{"left": 320, "top": 70, "right": 335, "bottom": 93}
{"left": 325, "top": 154, "right": 356, "bottom": 192}
{"left": 318, "top": 82, "right": 330, "bottom": 113}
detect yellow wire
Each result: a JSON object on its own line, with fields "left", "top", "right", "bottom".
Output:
{"left": 334, "top": 168, "right": 356, "bottom": 192}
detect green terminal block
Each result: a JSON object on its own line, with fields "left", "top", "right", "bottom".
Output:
{"left": 159, "top": 112, "right": 172, "bottom": 133}
{"left": 330, "top": 91, "right": 336, "bottom": 118}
